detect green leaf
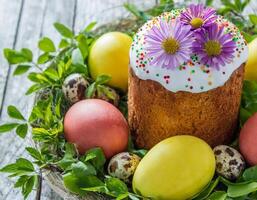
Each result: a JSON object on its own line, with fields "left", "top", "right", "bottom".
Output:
{"left": 3, "top": 48, "right": 32, "bottom": 64}
{"left": 13, "top": 65, "right": 31, "bottom": 76}
{"left": 66, "top": 63, "right": 88, "bottom": 76}
{"left": 240, "top": 80, "right": 257, "bottom": 124}
{"left": 16, "top": 158, "right": 35, "bottom": 172}
{"left": 54, "top": 22, "right": 74, "bottom": 38}
{"left": 16, "top": 123, "right": 28, "bottom": 138}
{"left": 85, "top": 83, "right": 96, "bottom": 98}
{"left": 72, "top": 48, "right": 84, "bottom": 65}
{"left": 43, "top": 97, "right": 52, "bottom": 126}
{"left": 0, "top": 163, "right": 19, "bottom": 173}
{"left": 26, "top": 84, "right": 47, "bottom": 95}
{"left": 95, "top": 74, "right": 111, "bottom": 85}
{"left": 59, "top": 38, "right": 69, "bottom": 49}
{"left": 220, "top": 177, "right": 250, "bottom": 186}
{"left": 147, "top": 0, "right": 174, "bottom": 16}
{"left": 38, "top": 37, "right": 56, "bottom": 52}
{"left": 194, "top": 177, "right": 220, "bottom": 200}
{"left": 44, "top": 67, "right": 59, "bottom": 81}
{"left": 82, "top": 148, "right": 106, "bottom": 171}
{"left": 27, "top": 72, "right": 41, "bottom": 83}
{"left": 83, "top": 21, "right": 97, "bottom": 32}
{"left": 57, "top": 143, "right": 77, "bottom": 170}
{"left": 29, "top": 101, "right": 45, "bottom": 122}
{"left": 220, "top": 0, "right": 235, "bottom": 8}
{"left": 21, "top": 48, "right": 33, "bottom": 62}
{"left": 240, "top": 108, "right": 252, "bottom": 125}
{"left": 57, "top": 61, "right": 65, "bottom": 78}
{"left": 249, "top": 191, "right": 257, "bottom": 199}
{"left": 77, "top": 34, "right": 89, "bottom": 59}
{"left": 116, "top": 193, "right": 129, "bottom": 200}
{"left": 227, "top": 182, "right": 257, "bottom": 197}
{"left": 14, "top": 175, "right": 29, "bottom": 188}
{"left": 218, "top": 7, "right": 233, "bottom": 15}
{"left": 26, "top": 147, "right": 43, "bottom": 162}
{"left": 55, "top": 94, "right": 62, "bottom": 118}
{"left": 0, "top": 123, "right": 19, "bottom": 133}
{"left": 7, "top": 105, "right": 25, "bottom": 120}
{"left": 105, "top": 177, "right": 128, "bottom": 197}
{"left": 249, "top": 14, "right": 257, "bottom": 25}
{"left": 205, "top": 0, "right": 214, "bottom": 6}
{"left": 160, "top": 0, "right": 173, "bottom": 4}
{"left": 81, "top": 185, "right": 106, "bottom": 193}
{"left": 37, "top": 52, "right": 53, "bottom": 64}
{"left": 31, "top": 73, "right": 53, "bottom": 84}
{"left": 81, "top": 176, "right": 105, "bottom": 189}
{"left": 243, "top": 166, "right": 257, "bottom": 182}
{"left": 32, "top": 127, "right": 61, "bottom": 142}
{"left": 71, "top": 161, "right": 97, "bottom": 178}
{"left": 208, "top": 191, "right": 227, "bottom": 200}
{"left": 63, "top": 172, "right": 88, "bottom": 195}
{"left": 83, "top": 150, "right": 97, "bottom": 161}
{"left": 235, "top": 0, "right": 243, "bottom": 11}
{"left": 0, "top": 158, "right": 34, "bottom": 174}
{"left": 64, "top": 172, "right": 104, "bottom": 195}
{"left": 242, "top": 32, "right": 256, "bottom": 43}
{"left": 82, "top": 175, "right": 105, "bottom": 189}
{"left": 22, "top": 175, "right": 36, "bottom": 199}
{"left": 242, "top": 0, "right": 251, "bottom": 10}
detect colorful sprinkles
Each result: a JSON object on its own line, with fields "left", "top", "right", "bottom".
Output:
{"left": 129, "top": 7, "right": 248, "bottom": 93}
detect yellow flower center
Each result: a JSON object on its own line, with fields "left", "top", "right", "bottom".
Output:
{"left": 190, "top": 17, "right": 204, "bottom": 28}
{"left": 204, "top": 40, "right": 222, "bottom": 56}
{"left": 162, "top": 37, "right": 180, "bottom": 54}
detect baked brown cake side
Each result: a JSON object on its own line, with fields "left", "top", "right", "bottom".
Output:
{"left": 128, "top": 65, "right": 245, "bottom": 149}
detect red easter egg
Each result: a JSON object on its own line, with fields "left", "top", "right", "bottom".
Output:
{"left": 64, "top": 99, "right": 129, "bottom": 159}
{"left": 239, "top": 113, "right": 257, "bottom": 166}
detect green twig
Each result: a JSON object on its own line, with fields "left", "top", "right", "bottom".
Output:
{"left": 32, "top": 62, "right": 43, "bottom": 72}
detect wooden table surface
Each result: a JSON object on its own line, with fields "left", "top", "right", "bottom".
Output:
{"left": 0, "top": 0, "right": 256, "bottom": 200}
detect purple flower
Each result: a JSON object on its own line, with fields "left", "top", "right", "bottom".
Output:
{"left": 180, "top": 4, "right": 217, "bottom": 29}
{"left": 145, "top": 19, "right": 193, "bottom": 69}
{"left": 192, "top": 23, "right": 236, "bottom": 70}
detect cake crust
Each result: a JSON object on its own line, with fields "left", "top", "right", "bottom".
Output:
{"left": 128, "top": 65, "right": 245, "bottom": 149}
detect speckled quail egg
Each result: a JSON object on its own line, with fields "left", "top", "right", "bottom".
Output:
{"left": 62, "top": 73, "right": 89, "bottom": 103}
{"left": 213, "top": 145, "right": 245, "bottom": 180}
{"left": 92, "top": 85, "right": 120, "bottom": 106}
{"left": 108, "top": 152, "right": 141, "bottom": 183}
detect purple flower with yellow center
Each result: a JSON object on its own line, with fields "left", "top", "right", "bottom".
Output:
{"left": 193, "top": 23, "right": 236, "bottom": 70}
{"left": 180, "top": 4, "right": 217, "bottom": 30}
{"left": 145, "top": 19, "right": 193, "bottom": 69}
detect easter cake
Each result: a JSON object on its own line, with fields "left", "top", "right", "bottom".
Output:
{"left": 128, "top": 4, "right": 248, "bottom": 149}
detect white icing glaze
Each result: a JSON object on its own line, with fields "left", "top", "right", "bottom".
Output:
{"left": 129, "top": 10, "right": 248, "bottom": 93}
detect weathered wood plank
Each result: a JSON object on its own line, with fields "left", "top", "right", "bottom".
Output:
{"left": 129, "top": 0, "right": 157, "bottom": 9}
{"left": 40, "top": 0, "right": 76, "bottom": 44}
{"left": 74, "top": 0, "right": 128, "bottom": 33}
{"left": 0, "top": 0, "right": 76, "bottom": 199}
{"left": 0, "top": 0, "right": 47, "bottom": 199}
{"left": 0, "top": 0, "right": 23, "bottom": 114}
{"left": 74, "top": 0, "right": 157, "bottom": 34}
